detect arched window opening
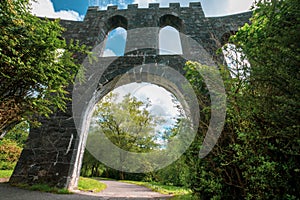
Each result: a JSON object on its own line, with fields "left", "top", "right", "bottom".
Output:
{"left": 159, "top": 26, "right": 183, "bottom": 55}
{"left": 102, "top": 27, "right": 127, "bottom": 57}
{"left": 222, "top": 43, "right": 250, "bottom": 79}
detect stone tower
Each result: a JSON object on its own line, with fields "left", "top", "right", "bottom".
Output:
{"left": 10, "top": 2, "right": 251, "bottom": 189}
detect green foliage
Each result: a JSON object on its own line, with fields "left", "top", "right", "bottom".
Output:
{"left": 83, "top": 92, "right": 162, "bottom": 180}
{"left": 184, "top": 0, "right": 300, "bottom": 199}
{"left": 0, "top": 122, "right": 28, "bottom": 170}
{"left": 0, "top": 139, "right": 22, "bottom": 170}
{"left": 93, "top": 93, "right": 161, "bottom": 153}
{"left": 81, "top": 92, "right": 189, "bottom": 184}
{"left": 77, "top": 177, "right": 107, "bottom": 192}
{"left": 3, "top": 121, "right": 29, "bottom": 147}
{"left": 80, "top": 150, "right": 105, "bottom": 177}
{"left": 230, "top": 0, "right": 300, "bottom": 198}
{"left": 183, "top": 61, "right": 224, "bottom": 199}
{"left": 170, "top": 194, "right": 195, "bottom": 200}
{"left": 153, "top": 155, "right": 188, "bottom": 187}
{"left": 0, "top": 169, "right": 13, "bottom": 178}
{"left": 0, "top": 0, "right": 90, "bottom": 135}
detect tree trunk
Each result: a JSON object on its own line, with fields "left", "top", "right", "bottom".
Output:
{"left": 119, "top": 171, "right": 125, "bottom": 180}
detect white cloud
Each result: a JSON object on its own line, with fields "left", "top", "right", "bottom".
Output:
{"left": 200, "top": 0, "right": 254, "bottom": 16}
{"left": 110, "top": 27, "right": 127, "bottom": 39}
{"left": 115, "top": 83, "right": 180, "bottom": 118}
{"left": 133, "top": 0, "right": 157, "bottom": 8}
{"left": 111, "top": 82, "right": 183, "bottom": 134}
{"left": 132, "top": 0, "right": 255, "bottom": 16}
{"left": 30, "top": 0, "right": 83, "bottom": 21}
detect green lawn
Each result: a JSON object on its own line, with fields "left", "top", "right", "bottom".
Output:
{"left": 170, "top": 194, "right": 195, "bottom": 199}
{"left": 16, "top": 177, "right": 107, "bottom": 194}
{"left": 0, "top": 170, "right": 106, "bottom": 194}
{"left": 121, "top": 180, "right": 191, "bottom": 196}
{"left": 0, "top": 170, "right": 13, "bottom": 178}
{"left": 77, "top": 177, "right": 107, "bottom": 192}
{"left": 24, "top": 184, "right": 71, "bottom": 194}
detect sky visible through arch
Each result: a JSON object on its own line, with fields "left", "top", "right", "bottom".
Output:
{"left": 30, "top": 0, "right": 254, "bottom": 132}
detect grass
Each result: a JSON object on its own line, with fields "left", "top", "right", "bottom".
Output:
{"left": 170, "top": 194, "right": 195, "bottom": 199}
{"left": 0, "top": 170, "right": 106, "bottom": 194}
{"left": 27, "top": 184, "right": 71, "bottom": 194}
{"left": 120, "top": 180, "right": 192, "bottom": 196}
{"left": 78, "top": 177, "right": 107, "bottom": 192}
{"left": 12, "top": 177, "right": 107, "bottom": 194}
{"left": 0, "top": 169, "right": 13, "bottom": 178}
{"left": 11, "top": 183, "right": 72, "bottom": 194}
{"left": 91, "top": 177, "right": 115, "bottom": 181}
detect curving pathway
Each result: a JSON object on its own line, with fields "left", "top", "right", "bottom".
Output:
{"left": 97, "top": 180, "right": 171, "bottom": 199}
{"left": 0, "top": 180, "right": 172, "bottom": 200}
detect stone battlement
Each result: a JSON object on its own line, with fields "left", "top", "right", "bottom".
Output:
{"left": 88, "top": 2, "right": 203, "bottom": 12}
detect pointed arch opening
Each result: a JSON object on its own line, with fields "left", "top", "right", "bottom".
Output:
{"left": 159, "top": 26, "right": 183, "bottom": 55}
{"left": 102, "top": 27, "right": 127, "bottom": 57}
{"left": 159, "top": 15, "right": 184, "bottom": 55}
{"left": 101, "top": 15, "right": 128, "bottom": 57}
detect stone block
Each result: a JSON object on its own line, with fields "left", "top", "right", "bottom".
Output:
{"left": 127, "top": 4, "right": 138, "bottom": 9}
{"left": 189, "top": 2, "right": 202, "bottom": 8}
{"left": 169, "top": 3, "right": 180, "bottom": 9}
{"left": 107, "top": 5, "right": 118, "bottom": 10}
{"left": 149, "top": 3, "right": 159, "bottom": 9}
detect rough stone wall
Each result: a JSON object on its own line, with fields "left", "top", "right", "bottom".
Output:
{"left": 10, "top": 2, "right": 251, "bottom": 189}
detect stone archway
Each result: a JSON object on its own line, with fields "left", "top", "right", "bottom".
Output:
{"left": 10, "top": 2, "right": 251, "bottom": 189}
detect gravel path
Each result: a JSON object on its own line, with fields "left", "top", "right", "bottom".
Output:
{"left": 95, "top": 180, "right": 171, "bottom": 199}
{"left": 0, "top": 180, "right": 172, "bottom": 200}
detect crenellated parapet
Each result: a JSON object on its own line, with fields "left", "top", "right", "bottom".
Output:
{"left": 84, "top": 2, "right": 206, "bottom": 26}
{"left": 79, "top": 2, "right": 251, "bottom": 56}
{"left": 88, "top": 2, "right": 204, "bottom": 11}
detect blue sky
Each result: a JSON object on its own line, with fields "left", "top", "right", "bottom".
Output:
{"left": 51, "top": 0, "right": 89, "bottom": 15}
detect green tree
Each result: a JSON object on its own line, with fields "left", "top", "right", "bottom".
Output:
{"left": 184, "top": 0, "right": 300, "bottom": 199}
{"left": 4, "top": 121, "right": 29, "bottom": 147}
{"left": 91, "top": 92, "right": 162, "bottom": 179}
{"left": 0, "top": 0, "right": 88, "bottom": 137}
{"left": 0, "top": 139, "right": 22, "bottom": 170}
{"left": 144, "top": 118, "right": 190, "bottom": 186}
{"left": 81, "top": 149, "right": 105, "bottom": 177}
{"left": 0, "top": 122, "right": 29, "bottom": 170}
{"left": 183, "top": 62, "right": 223, "bottom": 199}
{"left": 229, "top": 0, "right": 300, "bottom": 198}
